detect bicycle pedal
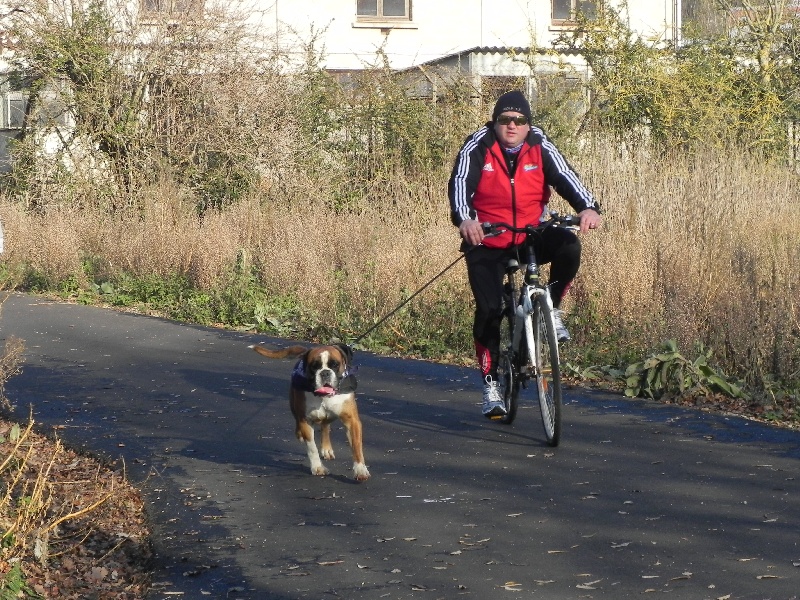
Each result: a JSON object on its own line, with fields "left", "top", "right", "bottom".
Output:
{"left": 488, "top": 414, "right": 503, "bottom": 420}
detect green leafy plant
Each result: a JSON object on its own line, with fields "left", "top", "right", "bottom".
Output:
{"left": 0, "top": 563, "right": 42, "bottom": 599}
{"left": 553, "top": 1, "right": 796, "bottom": 155}
{"left": 624, "top": 339, "right": 746, "bottom": 400}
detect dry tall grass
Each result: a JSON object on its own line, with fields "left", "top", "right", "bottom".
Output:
{"left": 572, "top": 143, "right": 800, "bottom": 389}
{"left": 1, "top": 143, "right": 799, "bottom": 393}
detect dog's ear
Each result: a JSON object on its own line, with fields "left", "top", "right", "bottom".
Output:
{"left": 301, "top": 349, "right": 316, "bottom": 374}
{"left": 333, "top": 343, "right": 353, "bottom": 365}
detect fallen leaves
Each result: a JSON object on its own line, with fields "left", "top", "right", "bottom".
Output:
{"left": 576, "top": 578, "right": 603, "bottom": 590}
{"left": 500, "top": 581, "right": 522, "bottom": 591}
{"left": 0, "top": 419, "right": 151, "bottom": 599}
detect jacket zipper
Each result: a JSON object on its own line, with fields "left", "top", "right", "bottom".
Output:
{"left": 510, "top": 176, "right": 518, "bottom": 245}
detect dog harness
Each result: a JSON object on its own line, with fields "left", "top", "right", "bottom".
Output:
{"left": 291, "top": 358, "right": 358, "bottom": 394}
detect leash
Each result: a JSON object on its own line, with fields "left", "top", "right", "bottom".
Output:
{"left": 350, "top": 251, "right": 469, "bottom": 346}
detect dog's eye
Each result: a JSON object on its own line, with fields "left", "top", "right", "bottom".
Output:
{"left": 328, "top": 360, "right": 340, "bottom": 369}
{"left": 308, "top": 358, "right": 323, "bottom": 371}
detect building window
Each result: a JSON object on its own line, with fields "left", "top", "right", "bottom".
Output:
{"left": 1, "top": 90, "right": 27, "bottom": 130}
{"left": 357, "top": 0, "right": 411, "bottom": 21}
{"left": 553, "top": 0, "right": 597, "bottom": 23}
{"left": 141, "top": 0, "right": 203, "bottom": 16}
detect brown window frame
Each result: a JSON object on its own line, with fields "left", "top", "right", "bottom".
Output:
{"left": 356, "top": 0, "right": 412, "bottom": 23}
{"left": 140, "top": 0, "right": 204, "bottom": 18}
{"left": 552, "top": 0, "right": 598, "bottom": 26}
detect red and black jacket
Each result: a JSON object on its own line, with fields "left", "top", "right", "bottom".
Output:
{"left": 448, "top": 124, "right": 600, "bottom": 248}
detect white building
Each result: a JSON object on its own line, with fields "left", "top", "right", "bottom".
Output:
{"left": 260, "top": 0, "right": 681, "bottom": 71}
{"left": 0, "top": 0, "right": 683, "bottom": 170}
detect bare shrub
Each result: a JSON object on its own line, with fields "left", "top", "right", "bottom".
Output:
{"left": 6, "top": 0, "right": 306, "bottom": 212}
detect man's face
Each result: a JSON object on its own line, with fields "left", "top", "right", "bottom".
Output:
{"left": 493, "top": 111, "right": 530, "bottom": 149}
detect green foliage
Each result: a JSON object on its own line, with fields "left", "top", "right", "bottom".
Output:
{"left": 554, "top": 2, "right": 797, "bottom": 156}
{"left": 18, "top": 269, "right": 50, "bottom": 294}
{"left": 75, "top": 255, "right": 314, "bottom": 336}
{"left": 97, "top": 274, "right": 180, "bottom": 309}
{"left": 0, "top": 424, "right": 21, "bottom": 445}
{"left": 530, "top": 73, "right": 588, "bottom": 154}
{"left": 193, "top": 152, "right": 260, "bottom": 215}
{"left": 283, "top": 39, "right": 480, "bottom": 212}
{"left": 561, "top": 286, "right": 651, "bottom": 368}
{"left": 0, "top": 563, "right": 41, "bottom": 599}
{"left": 204, "top": 257, "right": 267, "bottom": 327}
{"left": 624, "top": 339, "right": 746, "bottom": 400}
{"left": 31, "top": 0, "right": 114, "bottom": 85}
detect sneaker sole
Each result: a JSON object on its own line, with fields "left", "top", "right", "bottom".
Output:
{"left": 483, "top": 407, "right": 507, "bottom": 419}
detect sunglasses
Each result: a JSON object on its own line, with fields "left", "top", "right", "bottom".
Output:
{"left": 496, "top": 114, "right": 529, "bottom": 126}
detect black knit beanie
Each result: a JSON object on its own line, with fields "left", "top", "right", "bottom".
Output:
{"left": 492, "top": 90, "right": 532, "bottom": 123}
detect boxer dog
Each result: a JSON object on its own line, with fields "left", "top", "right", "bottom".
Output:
{"left": 249, "top": 342, "right": 370, "bottom": 481}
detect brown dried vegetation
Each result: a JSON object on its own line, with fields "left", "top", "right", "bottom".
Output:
{"left": 0, "top": 418, "right": 151, "bottom": 599}
{"left": 0, "top": 294, "right": 150, "bottom": 598}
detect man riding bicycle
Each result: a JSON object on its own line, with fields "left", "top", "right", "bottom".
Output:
{"left": 448, "top": 90, "right": 602, "bottom": 418}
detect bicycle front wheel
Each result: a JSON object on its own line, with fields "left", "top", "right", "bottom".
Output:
{"left": 525, "top": 297, "right": 562, "bottom": 446}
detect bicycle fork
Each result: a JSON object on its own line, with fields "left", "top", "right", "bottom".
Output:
{"left": 513, "top": 285, "right": 554, "bottom": 378}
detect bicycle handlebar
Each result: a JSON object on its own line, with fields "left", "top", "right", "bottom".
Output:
{"left": 481, "top": 212, "right": 581, "bottom": 236}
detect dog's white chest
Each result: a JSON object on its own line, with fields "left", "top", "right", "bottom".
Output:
{"left": 307, "top": 393, "right": 351, "bottom": 422}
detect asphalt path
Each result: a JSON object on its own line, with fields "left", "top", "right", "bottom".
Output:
{"left": 1, "top": 293, "right": 798, "bottom": 600}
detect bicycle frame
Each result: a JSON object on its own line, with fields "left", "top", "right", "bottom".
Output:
{"left": 509, "top": 258, "right": 557, "bottom": 375}
{"left": 488, "top": 213, "right": 570, "bottom": 445}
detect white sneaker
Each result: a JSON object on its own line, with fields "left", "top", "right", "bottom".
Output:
{"left": 553, "top": 309, "right": 571, "bottom": 342}
{"left": 482, "top": 376, "right": 506, "bottom": 418}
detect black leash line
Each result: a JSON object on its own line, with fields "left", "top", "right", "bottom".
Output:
{"left": 350, "top": 251, "right": 469, "bottom": 346}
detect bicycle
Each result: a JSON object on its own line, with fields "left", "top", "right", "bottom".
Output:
{"left": 481, "top": 212, "right": 580, "bottom": 447}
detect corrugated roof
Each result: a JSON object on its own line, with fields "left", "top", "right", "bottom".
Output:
{"left": 397, "top": 45, "right": 579, "bottom": 72}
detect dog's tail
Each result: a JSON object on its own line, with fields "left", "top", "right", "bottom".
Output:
{"left": 249, "top": 344, "right": 307, "bottom": 359}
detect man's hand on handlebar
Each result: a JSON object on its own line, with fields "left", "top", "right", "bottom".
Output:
{"left": 462, "top": 209, "right": 602, "bottom": 244}
{"left": 459, "top": 219, "right": 485, "bottom": 246}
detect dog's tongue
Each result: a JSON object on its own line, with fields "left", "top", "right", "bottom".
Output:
{"left": 315, "top": 386, "right": 336, "bottom": 396}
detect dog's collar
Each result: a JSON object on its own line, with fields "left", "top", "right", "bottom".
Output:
{"left": 291, "top": 358, "right": 358, "bottom": 393}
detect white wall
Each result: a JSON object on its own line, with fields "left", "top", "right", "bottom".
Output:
{"left": 252, "top": 0, "right": 680, "bottom": 70}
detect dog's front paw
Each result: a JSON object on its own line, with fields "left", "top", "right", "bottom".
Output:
{"left": 311, "top": 465, "right": 330, "bottom": 477}
{"left": 353, "top": 463, "right": 370, "bottom": 481}
{"left": 320, "top": 448, "right": 335, "bottom": 460}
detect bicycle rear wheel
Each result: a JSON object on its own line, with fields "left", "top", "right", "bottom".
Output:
{"left": 525, "top": 297, "right": 562, "bottom": 446}
{"left": 496, "top": 304, "right": 518, "bottom": 424}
